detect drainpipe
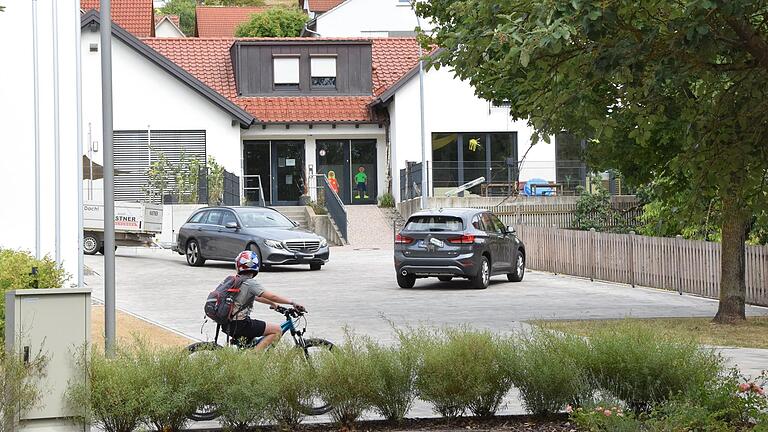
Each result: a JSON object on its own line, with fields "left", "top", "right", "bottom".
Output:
{"left": 302, "top": 24, "right": 321, "bottom": 37}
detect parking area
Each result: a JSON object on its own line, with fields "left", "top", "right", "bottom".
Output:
{"left": 84, "top": 245, "right": 768, "bottom": 344}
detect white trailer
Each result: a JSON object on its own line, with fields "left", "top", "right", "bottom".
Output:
{"left": 83, "top": 201, "right": 163, "bottom": 255}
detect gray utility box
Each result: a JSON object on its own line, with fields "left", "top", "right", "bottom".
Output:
{"left": 5, "top": 288, "right": 91, "bottom": 432}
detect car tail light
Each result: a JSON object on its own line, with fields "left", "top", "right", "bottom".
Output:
{"left": 448, "top": 234, "right": 476, "bottom": 244}
{"left": 395, "top": 234, "right": 414, "bottom": 244}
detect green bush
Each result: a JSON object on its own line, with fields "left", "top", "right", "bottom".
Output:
{"left": 135, "top": 343, "right": 206, "bottom": 431}
{"left": 234, "top": 6, "right": 308, "bottom": 37}
{"left": 68, "top": 346, "right": 149, "bottom": 432}
{"left": 265, "top": 346, "right": 317, "bottom": 431}
{"left": 315, "top": 337, "right": 375, "bottom": 429}
{"left": 570, "top": 403, "right": 643, "bottom": 432}
{"left": 0, "top": 249, "right": 69, "bottom": 340}
{"left": 1, "top": 348, "right": 46, "bottom": 431}
{"left": 414, "top": 328, "right": 515, "bottom": 418}
{"left": 512, "top": 329, "right": 594, "bottom": 416}
{"left": 378, "top": 193, "right": 395, "bottom": 208}
{"left": 586, "top": 323, "right": 723, "bottom": 411}
{"left": 212, "top": 348, "right": 278, "bottom": 432}
{"left": 365, "top": 337, "right": 418, "bottom": 422}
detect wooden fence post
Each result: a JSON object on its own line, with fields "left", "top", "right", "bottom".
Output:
{"left": 628, "top": 231, "right": 635, "bottom": 287}
{"left": 675, "top": 235, "right": 683, "bottom": 295}
{"left": 590, "top": 228, "right": 597, "bottom": 281}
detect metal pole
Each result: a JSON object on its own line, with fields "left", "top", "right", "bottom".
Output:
{"left": 88, "top": 123, "right": 93, "bottom": 200}
{"left": 52, "top": 0, "right": 62, "bottom": 265}
{"left": 101, "top": 0, "right": 117, "bottom": 355}
{"left": 32, "top": 0, "right": 41, "bottom": 260}
{"left": 415, "top": 12, "right": 428, "bottom": 210}
{"left": 147, "top": 124, "right": 151, "bottom": 202}
{"left": 76, "top": 0, "right": 85, "bottom": 288}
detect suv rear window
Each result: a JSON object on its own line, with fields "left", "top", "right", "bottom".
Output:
{"left": 405, "top": 215, "right": 464, "bottom": 232}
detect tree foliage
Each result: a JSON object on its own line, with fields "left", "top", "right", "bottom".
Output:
{"left": 202, "top": 0, "right": 265, "bottom": 6}
{"left": 157, "top": 0, "right": 196, "bottom": 37}
{"left": 416, "top": 0, "right": 768, "bottom": 322}
{"left": 235, "top": 6, "right": 308, "bottom": 37}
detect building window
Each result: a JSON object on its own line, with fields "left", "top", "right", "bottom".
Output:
{"left": 310, "top": 56, "right": 337, "bottom": 88}
{"left": 555, "top": 133, "right": 587, "bottom": 194}
{"left": 273, "top": 56, "right": 300, "bottom": 90}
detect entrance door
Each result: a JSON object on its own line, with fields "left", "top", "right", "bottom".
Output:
{"left": 272, "top": 140, "right": 305, "bottom": 205}
{"left": 243, "top": 141, "right": 271, "bottom": 206}
{"left": 317, "top": 140, "right": 351, "bottom": 204}
{"left": 350, "top": 140, "right": 377, "bottom": 204}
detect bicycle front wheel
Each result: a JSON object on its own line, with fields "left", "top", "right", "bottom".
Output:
{"left": 298, "top": 338, "right": 334, "bottom": 416}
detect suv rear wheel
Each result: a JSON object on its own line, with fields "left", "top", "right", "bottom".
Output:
{"left": 471, "top": 256, "right": 490, "bottom": 289}
{"left": 397, "top": 272, "right": 416, "bottom": 289}
{"left": 507, "top": 250, "right": 525, "bottom": 282}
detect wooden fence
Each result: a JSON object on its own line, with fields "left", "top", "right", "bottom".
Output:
{"left": 516, "top": 225, "right": 768, "bottom": 306}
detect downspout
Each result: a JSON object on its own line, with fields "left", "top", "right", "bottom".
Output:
{"left": 303, "top": 24, "right": 321, "bottom": 37}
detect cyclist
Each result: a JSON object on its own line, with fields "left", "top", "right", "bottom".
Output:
{"left": 225, "top": 250, "right": 306, "bottom": 350}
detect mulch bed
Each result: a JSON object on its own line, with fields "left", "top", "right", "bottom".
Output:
{"left": 191, "top": 415, "right": 576, "bottom": 432}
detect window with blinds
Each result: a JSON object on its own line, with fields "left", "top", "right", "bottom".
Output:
{"left": 113, "top": 130, "right": 206, "bottom": 203}
{"left": 310, "top": 56, "right": 337, "bottom": 88}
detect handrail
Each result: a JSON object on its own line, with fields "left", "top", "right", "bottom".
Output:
{"left": 242, "top": 174, "right": 266, "bottom": 206}
{"left": 311, "top": 174, "right": 347, "bottom": 242}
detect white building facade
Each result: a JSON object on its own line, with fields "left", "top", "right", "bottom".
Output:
{"left": 306, "top": 0, "right": 431, "bottom": 37}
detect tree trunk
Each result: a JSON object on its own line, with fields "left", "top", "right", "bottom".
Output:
{"left": 713, "top": 193, "right": 751, "bottom": 323}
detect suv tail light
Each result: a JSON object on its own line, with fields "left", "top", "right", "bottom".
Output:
{"left": 395, "top": 234, "right": 414, "bottom": 244}
{"left": 448, "top": 234, "right": 476, "bottom": 244}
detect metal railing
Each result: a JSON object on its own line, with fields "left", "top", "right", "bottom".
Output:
{"left": 243, "top": 174, "right": 266, "bottom": 207}
{"left": 315, "top": 174, "right": 347, "bottom": 242}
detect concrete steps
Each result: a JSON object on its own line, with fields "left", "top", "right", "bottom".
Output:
{"left": 272, "top": 206, "right": 309, "bottom": 229}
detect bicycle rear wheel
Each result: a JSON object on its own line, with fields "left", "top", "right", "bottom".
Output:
{"left": 298, "top": 338, "right": 334, "bottom": 416}
{"left": 187, "top": 342, "right": 222, "bottom": 421}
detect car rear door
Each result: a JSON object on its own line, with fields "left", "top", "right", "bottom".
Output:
{"left": 399, "top": 215, "right": 468, "bottom": 259}
{"left": 200, "top": 209, "right": 224, "bottom": 258}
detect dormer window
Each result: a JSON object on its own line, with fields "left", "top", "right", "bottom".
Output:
{"left": 311, "top": 56, "right": 337, "bottom": 89}
{"left": 273, "top": 55, "right": 300, "bottom": 90}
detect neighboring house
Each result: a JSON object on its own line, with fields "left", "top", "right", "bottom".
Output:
{"left": 195, "top": 6, "right": 268, "bottom": 37}
{"left": 304, "top": 0, "right": 429, "bottom": 37}
{"left": 155, "top": 14, "right": 184, "bottom": 38}
{"left": 80, "top": 0, "right": 154, "bottom": 37}
{"left": 299, "top": 0, "right": 344, "bottom": 19}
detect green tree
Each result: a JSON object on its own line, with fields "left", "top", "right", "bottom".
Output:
{"left": 235, "top": 6, "right": 308, "bottom": 37}
{"left": 417, "top": 0, "right": 768, "bottom": 323}
{"left": 202, "top": 0, "right": 265, "bottom": 6}
{"left": 157, "top": 0, "right": 195, "bottom": 37}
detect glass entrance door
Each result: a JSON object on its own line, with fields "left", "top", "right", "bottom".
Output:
{"left": 317, "top": 140, "right": 350, "bottom": 204}
{"left": 243, "top": 140, "right": 271, "bottom": 205}
{"left": 350, "top": 140, "right": 377, "bottom": 204}
{"left": 272, "top": 141, "right": 305, "bottom": 205}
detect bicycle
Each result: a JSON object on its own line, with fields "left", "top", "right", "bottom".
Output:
{"left": 186, "top": 306, "right": 334, "bottom": 421}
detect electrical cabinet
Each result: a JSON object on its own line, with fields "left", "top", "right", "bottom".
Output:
{"left": 4, "top": 288, "right": 91, "bottom": 432}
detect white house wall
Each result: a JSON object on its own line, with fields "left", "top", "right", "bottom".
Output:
{"left": 389, "top": 66, "right": 556, "bottom": 201}
{"left": 81, "top": 28, "right": 241, "bottom": 199}
{"left": 0, "top": 0, "right": 81, "bottom": 280}
{"left": 155, "top": 20, "right": 184, "bottom": 38}
{"left": 313, "top": 0, "right": 431, "bottom": 37}
{"left": 241, "top": 124, "right": 386, "bottom": 201}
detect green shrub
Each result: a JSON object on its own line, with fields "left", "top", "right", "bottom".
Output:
{"left": 265, "top": 346, "right": 317, "bottom": 431}
{"left": 212, "top": 348, "right": 278, "bottom": 432}
{"left": 68, "top": 346, "right": 149, "bottom": 432}
{"left": 586, "top": 323, "right": 723, "bottom": 411}
{"left": 315, "top": 338, "right": 375, "bottom": 429}
{"left": 414, "top": 328, "right": 515, "bottom": 418}
{"left": 135, "top": 343, "right": 206, "bottom": 431}
{"left": 2, "top": 348, "right": 46, "bottom": 431}
{"left": 570, "top": 403, "right": 643, "bottom": 432}
{"left": 512, "top": 329, "right": 594, "bottom": 416}
{"left": 378, "top": 193, "right": 395, "bottom": 208}
{"left": 0, "top": 249, "right": 69, "bottom": 340}
{"left": 364, "top": 337, "right": 418, "bottom": 422}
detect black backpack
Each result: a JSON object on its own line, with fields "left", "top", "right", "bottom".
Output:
{"left": 204, "top": 275, "right": 244, "bottom": 325}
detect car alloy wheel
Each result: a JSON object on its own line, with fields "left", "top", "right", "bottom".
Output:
{"left": 473, "top": 257, "right": 490, "bottom": 289}
{"left": 516, "top": 255, "right": 524, "bottom": 276}
{"left": 186, "top": 241, "right": 204, "bottom": 266}
{"left": 481, "top": 259, "right": 490, "bottom": 285}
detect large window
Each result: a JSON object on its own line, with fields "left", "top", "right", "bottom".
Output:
{"left": 555, "top": 133, "right": 587, "bottom": 193}
{"left": 431, "top": 132, "right": 517, "bottom": 196}
{"left": 310, "top": 56, "right": 337, "bottom": 88}
{"left": 273, "top": 56, "right": 299, "bottom": 90}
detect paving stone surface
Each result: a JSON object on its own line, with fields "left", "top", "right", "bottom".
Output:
{"left": 85, "top": 246, "right": 768, "bottom": 426}
{"left": 346, "top": 205, "right": 397, "bottom": 247}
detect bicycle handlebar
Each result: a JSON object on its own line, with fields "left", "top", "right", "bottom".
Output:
{"left": 272, "top": 306, "right": 304, "bottom": 318}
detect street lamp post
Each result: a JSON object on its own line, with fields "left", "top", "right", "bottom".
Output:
{"left": 414, "top": 10, "right": 428, "bottom": 210}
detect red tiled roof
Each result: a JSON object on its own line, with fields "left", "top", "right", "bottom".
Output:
{"left": 81, "top": 0, "right": 154, "bottom": 37}
{"left": 195, "top": 6, "right": 268, "bottom": 38}
{"left": 155, "top": 14, "right": 180, "bottom": 28}
{"left": 142, "top": 37, "right": 421, "bottom": 123}
{"left": 307, "top": 0, "right": 344, "bottom": 13}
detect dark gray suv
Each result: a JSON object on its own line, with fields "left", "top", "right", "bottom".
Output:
{"left": 175, "top": 206, "right": 329, "bottom": 270}
{"left": 394, "top": 208, "right": 525, "bottom": 289}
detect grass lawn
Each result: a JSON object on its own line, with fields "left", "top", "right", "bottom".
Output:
{"left": 533, "top": 316, "right": 768, "bottom": 349}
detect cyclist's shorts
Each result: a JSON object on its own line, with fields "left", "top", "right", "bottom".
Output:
{"left": 225, "top": 318, "right": 266, "bottom": 342}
